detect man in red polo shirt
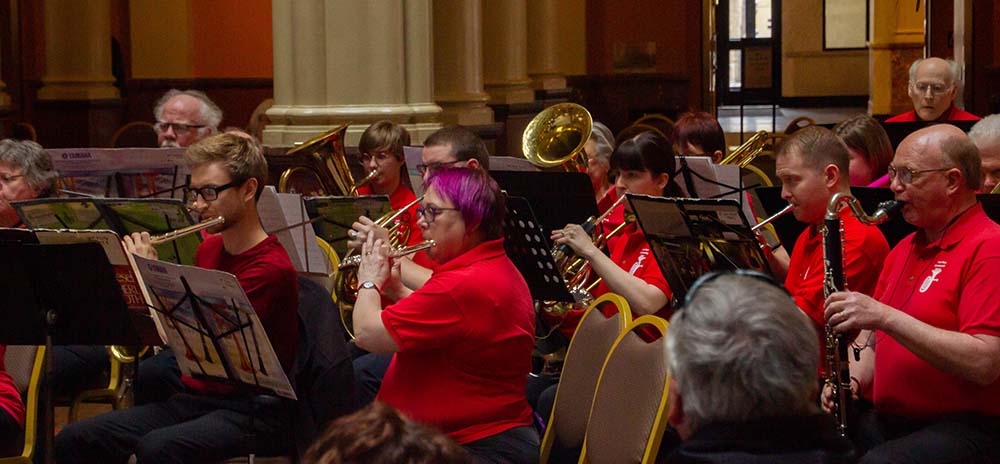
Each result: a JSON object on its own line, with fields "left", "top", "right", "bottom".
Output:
{"left": 771, "top": 126, "right": 889, "bottom": 374}
{"left": 825, "top": 124, "right": 1000, "bottom": 463}
{"left": 885, "top": 58, "right": 979, "bottom": 123}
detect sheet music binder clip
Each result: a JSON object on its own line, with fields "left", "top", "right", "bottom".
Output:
{"left": 503, "top": 196, "right": 574, "bottom": 303}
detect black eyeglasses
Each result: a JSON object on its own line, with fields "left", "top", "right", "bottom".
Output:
{"left": 682, "top": 269, "right": 789, "bottom": 309}
{"left": 183, "top": 180, "right": 244, "bottom": 204}
{"left": 416, "top": 160, "right": 463, "bottom": 175}
{"left": 887, "top": 164, "right": 953, "bottom": 185}
{"left": 154, "top": 121, "right": 207, "bottom": 135}
{"left": 415, "top": 205, "right": 459, "bottom": 224}
{"left": 360, "top": 151, "right": 396, "bottom": 164}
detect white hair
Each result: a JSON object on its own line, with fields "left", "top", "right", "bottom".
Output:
{"left": 908, "top": 58, "right": 962, "bottom": 86}
{"left": 589, "top": 121, "right": 615, "bottom": 168}
{"left": 153, "top": 89, "right": 223, "bottom": 134}
{"left": 969, "top": 114, "right": 1000, "bottom": 149}
{"left": 666, "top": 274, "right": 819, "bottom": 432}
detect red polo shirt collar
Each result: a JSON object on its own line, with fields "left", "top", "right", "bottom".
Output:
{"left": 434, "top": 238, "right": 506, "bottom": 274}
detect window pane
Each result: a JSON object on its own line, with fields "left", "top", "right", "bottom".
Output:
{"left": 754, "top": 0, "right": 772, "bottom": 38}
{"left": 729, "top": 0, "right": 746, "bottom": 39}
{"left": 729, "top": 49, "right": 742, "bottom": 90}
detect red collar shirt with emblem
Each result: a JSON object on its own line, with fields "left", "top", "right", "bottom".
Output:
{"left": 873, "top": 203, "right": 1000, "bottom": 419}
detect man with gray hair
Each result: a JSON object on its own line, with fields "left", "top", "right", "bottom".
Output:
{"left": 663, "top": 272, "right": 854, "bottom": 463}
{"left": 153, "top": 89, "right": 223, "bottom": 148}
{"left": 0, "top": 139, "right": 57, "bottom": 227}
{"left": 666, "top": 271, "right": 852, "bottom": 463}
{"left": 886, "top": 57, "right": 979, "bottom": 123}
{"left": 969, "top": 114, "right": 1000, "bottom": 192}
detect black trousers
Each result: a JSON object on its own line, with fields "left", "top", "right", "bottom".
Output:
{"left": 352, "top": 352, "right": 392, "bottom": 407}
{"left": 0, "top": 406, "right": 20, "bottom": 457}
{"left": 54, "top": 392, "right": 294, "bottom": 464}
{"left": 856, "top": 410, "right": 1000, "bottom": 464}
{"left": 464, "top": 425, "right": 540, "bottom": 464}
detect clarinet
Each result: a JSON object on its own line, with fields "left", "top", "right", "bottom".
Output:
{"left": 823, "top": 193, "right": 901, "bottom": 437}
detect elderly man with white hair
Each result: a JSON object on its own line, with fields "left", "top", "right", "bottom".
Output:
{"left": 153, "top": 89, "right": 223, "bottom": 148}
{"left": 662, "top": 272, "right": 854, "bottom": 463}
{"left": 886, "top": 58, "right": 979, "bottom": 123}
{"left": 969, "top": 114, "right": 1000, "bottom": 193}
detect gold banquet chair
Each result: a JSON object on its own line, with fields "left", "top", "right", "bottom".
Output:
{"left": 539, "top": 294, "right": 632, "bottom": 464}
{"left": 0, "top": 346, "right": 45, "bottom": 464}
{"left": 68, "top": 355, "right": 125, "bottom": 423}
{"left": 578, "top": 316, "right": 671, "bottom": 464}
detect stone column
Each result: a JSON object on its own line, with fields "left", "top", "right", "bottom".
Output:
{"left": 264, "top": 0, "right": 441, "bottom": 146}
{"left": 869, "top": 0, "right": 924, "bottom": 116}
{"left": 37, "top": 0, "right": 119, "bottom": 101}
{"left": 432, "top": 0, "right": 493, "bottom": 125}
{"left": 481, "top": 0, "right": 534, "bottom": 104}
{"left": 526, "top": 0, "right": 567, "bottom": 92}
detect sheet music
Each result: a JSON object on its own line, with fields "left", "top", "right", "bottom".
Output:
{"left": 674, "top": 156, "right": 756, "bottom": 227}
{"left": 49, "top": 147, "right": 189, "bottom": 198}
{"left": 303, "top": 195, "right": 391, "bottom": 256}
{"left": 133, "top": 256, "right": 296, "bottom": 400}
{"left": 257, "top": 186, "right": 330, "bottom": 274}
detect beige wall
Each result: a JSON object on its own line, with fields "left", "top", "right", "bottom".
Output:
{"left": 781, "top": 0, "right": 868, "bottom": 97}
{"left": 130, "top": 0, "right": 194, "bottom": 78}
{"left": 554, "top": 0, "right": 586, "bottom": 75}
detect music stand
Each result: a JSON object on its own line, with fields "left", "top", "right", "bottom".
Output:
{"left": 0, "top": 241, "right": 156, "bottom": 464}
{"left": 302, "top": 195, "right": 391, "bottom": 256}
{"left": 882, "top": 120, "right": 976, "bottom": 150}
{"left": 504, "top": 196, "right": 574, "bottom": 303}
{"left": 977, "top": 194, "right": 1000, "bottom": 225}
{"left": 628, "top": 195, "right": 770, "bottom": 307}
{"left": 491, "top": 171, "right": 598, "bottom": 235}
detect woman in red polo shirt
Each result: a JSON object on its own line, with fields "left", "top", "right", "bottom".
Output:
{"left": 549, "top": 131, "right": 682, "bottom": 338}
{"left": 0, "top": 345, "right": 26, "bottom": 455}
{"left": 352, "top": 167, "right": 537, "bottom": 463}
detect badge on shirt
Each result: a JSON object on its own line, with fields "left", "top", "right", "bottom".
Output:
{"left": 629, "top": 248, "right": 650, "bottom": 275}
{"left": 919, "top": 261, "right": 947, "bottom": 293}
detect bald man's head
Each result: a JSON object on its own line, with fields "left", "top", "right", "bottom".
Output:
{"left": 896, "top": 125, "right": 981, "bottom": 191}
{"left": 907, "top": 58, "right": 959, "bottom": 122}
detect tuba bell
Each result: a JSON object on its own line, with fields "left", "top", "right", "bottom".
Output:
{"left": 523, "top": 103, "right": 593, "bottom": 172}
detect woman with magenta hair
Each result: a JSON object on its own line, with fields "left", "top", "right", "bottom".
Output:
{"left": 351, "top": 168, "right": 538, "bottom": 463}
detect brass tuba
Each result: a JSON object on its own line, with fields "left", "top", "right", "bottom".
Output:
{"left": 269, "top": 124, "right": 356, "bottom": 196}
{"left": 523, "top": 103, "right": 593, "bottom": 172}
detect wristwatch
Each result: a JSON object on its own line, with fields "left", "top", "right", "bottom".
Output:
{"left": 359, "top": 280, "right": 380, "bottom": 293}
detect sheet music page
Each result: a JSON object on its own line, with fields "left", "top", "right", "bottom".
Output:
{"left": 133, "top": 256, "right": 296, "bottom": 400}
{"left": 303, "top": 195, "right": 391, "bottom": 256}
{"left": 257, "top": 187, "right": 329, "bottom": 274}
{"left": 14, "top": 198, "right": 109, "bottom": 229}
{"left": 32, "top": 229, "right": 166, "bottom": 344}
{"left": 49, "top": 147, "right": 189, "bottom": 198}
{"left": 102, "top": 199, "right": 200, "bottom": 265}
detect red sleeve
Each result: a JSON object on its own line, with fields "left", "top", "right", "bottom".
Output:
{"left": 0, "top": 346, "right": 26, "bottom": 429}
{"left": 381, "top": 275, "right": 469, "bottom": 352}
{"left": 635, "top": 249, "right": 672, "bottom": 302}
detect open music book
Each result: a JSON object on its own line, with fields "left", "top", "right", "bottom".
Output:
{"left": 49, "top": 147, "right": 189, "bottom": 198}
{"left": 13, "top": 197, "right": 201, "bottom": 265}
{"left": 132, "top": 255, "right": 296, "bottom": 400}
{"left": 257, "top": 186, "right": 330, "bottom": 275}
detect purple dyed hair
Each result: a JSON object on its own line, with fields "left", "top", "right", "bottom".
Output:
{"left": 423, "top": 167, "right": 505, "bottom": 240}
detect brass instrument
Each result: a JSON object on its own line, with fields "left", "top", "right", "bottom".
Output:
{"left": 270, "top": 124, "right": 355, "bottom": 196}
{"left": 335, "top": 239, "right": 436, "bottom": 337}
{"left": 523, "top": 103, "right": 593, "bottom": 172}
{"left": 149, "top": 216, "right": 225, "bottom": 245}
{"left": 823, "top": 193, "right": 901, "bottom": 436}
{"left": 991, "top": 182, "right": 1000, "bottom": 194}
{"left": 719, "top": 130, "right": 775, "bottom": 187}
{"left": 334, "top": 195, "right": 424, "bottom": 337}
{"left": 350, "top": 168, "right": 379, "bottom": 195}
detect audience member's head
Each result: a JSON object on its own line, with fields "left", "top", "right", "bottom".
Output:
{"left": 776, "top": 126, "right": 851, "bottom": 225}
{"left": 833, "top": 114, "right": 894, "bottom": 186}
{"left": 419, "top": 126, "right": 489, "bottom": 179}
{"left": 968, "top": 114, "right": 1000, "bottom": 192}
{"left": 154, "top": 89, "right": 223, "bottom": 148}
{"left": 666, "top": 272, "right": 819, "bottom": 439}
{"left": 304, "top": 402, "right": 471, "bottom": 464}
{"left": 0, "top": 139, "right": 58, "bottom": 227}
{"left": 671, "top": 111, "right": 727, "bottom": 163}
{"left": 907, "top": 57, "right": 961, "bottom": 122}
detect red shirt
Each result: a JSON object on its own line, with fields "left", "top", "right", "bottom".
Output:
{"left": 377, "top": 239, "right": 535, "bottom": 444}
{"left": 182, "top": 234, "right": 299, "bottom": 393}
{"left": 785, "top": 207, "right": 889, "bottom": 371}
{"left": 357, "top": 183, "right": 436, "bottom": 270}
{"left": 596, "top": 188, "right": 625, "bottom": 252}
{"left": 548, "top": 223, "right": 672, "bottom": 339}
{"left": 885, "top": 105, "right": 981, "bottom": 122}
{"left": 0, "top": 346, "right": 26, "bottom": 429}
{"left": 873, "top": 203, "right": 1000, "bottom": 419}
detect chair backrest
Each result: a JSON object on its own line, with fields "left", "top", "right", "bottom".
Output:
{"left": 0, "top": 346, "right": 44, "bottom": 463}
{"left": 540, "top": 294, "right": 632, "bottom": 463}
{"left": 110, "top": 121, "right": 158, "bottom": 148}
{"left": 580, "top": 316, "right": 671, "bottom": 464}
{"left": 291, "top": 277, "right": 358, "bottom": 460}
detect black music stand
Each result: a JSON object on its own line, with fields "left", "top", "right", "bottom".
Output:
{"left": 977, "top": 194, "right": 1000, "bottom": 225}
{"left": 628, "top": 195, "right": 770, "bottom": 307}
{"left": 504, "top": 196, "right": 574, "bottom": 303}
{"left": 491, "top": 171, "right": 598, "bottom": 235}
{"left": 882, "top": 120, "right": 976, "bottom": 150}
{"left": 0, "top": 241, "right": 154, "bottom": 464}
{"left": 302, "top": 195, "right": 391, "bottom": 256}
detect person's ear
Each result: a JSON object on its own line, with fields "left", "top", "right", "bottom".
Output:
{"left": 944, "top": 168, "right": 963, "bottom": 194}
{"left": 666, "top": 379, "right": 689, "bottom": 439}
{"left": 824, "top": 164, "right": 840, "bottom": 189}
{"left": 242, "top": 178, "right": 258, "bottom": 203}
{"left": 712, "top": 150, "right": 724, "bottom": 164}
{"left": 465, "top": 158, "right": 480, "bottom": 171}
{"left": 655, "top": 173, "right": 670, "bottom": 192}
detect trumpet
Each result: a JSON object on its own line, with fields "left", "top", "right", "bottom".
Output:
{"left": 149, "top": 216, "right": 225, "bottom": 245}
{"left": 337, "top": 239, "right": 436, "bottom": 269}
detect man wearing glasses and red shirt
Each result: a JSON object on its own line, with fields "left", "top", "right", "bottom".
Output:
{"left": 885, "top": 58, "right": 979, "bottom": 123}
{"left": 825, "top": 125, "right": 1000, "bottom": 463}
